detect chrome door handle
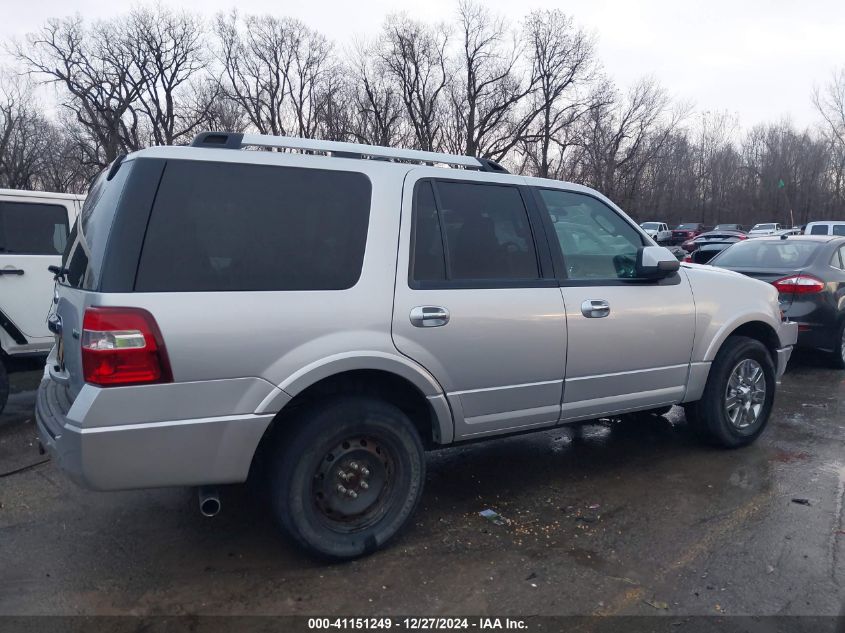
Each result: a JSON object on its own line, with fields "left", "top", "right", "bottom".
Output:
{"left": 581, "top": 299, "right": 610, "bottom": 318}
{"left": 410, "top": 306, "right": 450, "bottom": 327}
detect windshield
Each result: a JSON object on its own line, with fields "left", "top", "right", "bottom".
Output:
{"left": 752, "top": 223, "right": 776, "bottom": 230}
{"left": 676, "top": 224, "right": 699, "bottom": 230}
{"left": 641, "top": 222, "right": 660, "bottom": 229}
{"left": 711, "top": 240, "right": 820, "bottom": 268}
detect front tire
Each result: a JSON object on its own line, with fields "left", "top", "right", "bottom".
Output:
{"left": 0, "top": 358, "right": 9, "bottom": 416}
{"left": 684, "top": 336, "right": 775, "bottom": 448}
{"left": 270, "top": 396, "right": 425, "bottom": 560}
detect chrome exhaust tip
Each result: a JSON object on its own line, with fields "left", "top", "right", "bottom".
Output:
{"left": 198, "top": 486, "right": 221, "bottom": 517}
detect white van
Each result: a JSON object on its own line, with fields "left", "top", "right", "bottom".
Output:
{"left": 805, "top": 221, "right": 845, "bottom": 236}
{"left": 0, "top": 188, "right": 84, "bottom": 413}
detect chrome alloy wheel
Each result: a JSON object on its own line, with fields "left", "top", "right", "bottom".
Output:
{"left": 724, "top": 358, "right": 767, "bottom": 429}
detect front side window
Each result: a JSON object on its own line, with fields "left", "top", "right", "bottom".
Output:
{"left": 833, "top": 225, "right": 845, "bottom": 236}
{"left": 136, "top": 161, "right": 371, "bottom": 292}
{"left": 410, "top": 180, "right": 540, "bottom": 283}
{"left": 538, "top": 189, "right": 643, "bottom": 280}
{"left": 0, "top": 201, "right": 68, "bottom": 255}
{"left": 809, "top": 225, "right": 828, "bottom": 235}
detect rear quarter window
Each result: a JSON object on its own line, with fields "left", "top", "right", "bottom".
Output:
{"left": 712, "top": 240, "right": 820, "bottom": 268}
{"left": 135, "top": 161, "right": 372, "bottom": 292}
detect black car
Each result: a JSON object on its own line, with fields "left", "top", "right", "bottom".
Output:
{"left": 710, "top": 235, "right": 845, "bottom": 367}
{"left": 714, "top": 223, "right": 746, "bottom": 232}
{"left": 685, "top": 230, "right": 748, "bottom": 263}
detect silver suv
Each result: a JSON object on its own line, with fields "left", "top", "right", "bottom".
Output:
{"left": 37, "top": 132, "right": 798, "bottom": 559}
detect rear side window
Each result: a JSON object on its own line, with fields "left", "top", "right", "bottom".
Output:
{"left": 0, "top": 201, "right": 68, "bottom": 255}
{"left": 712, "top": 240, "right": 820, "bottom": 268}
{"left": 61, "top": 164, "right": 131, "bottom": 289}
{"left": 809, "top": 225, "right": 828, "bottom": 235}
{"left": 410, "top": 180, "right": 540, "bottom": 283}
{"left": 135, "top": 161, "right": 371, "bottom": 292}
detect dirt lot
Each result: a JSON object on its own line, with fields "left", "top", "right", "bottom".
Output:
{"left": 0, "top": 354, "right": 843, "bottom": 621}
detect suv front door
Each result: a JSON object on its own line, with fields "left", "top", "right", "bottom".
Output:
{"left": 530, "top": 185, "right": 696, "bottom": 420}
{"left": 0, "top": 198, "right": 70, "bottom": 348}
{"left": 392, "top": 170, "right": 567, "bottom": 440}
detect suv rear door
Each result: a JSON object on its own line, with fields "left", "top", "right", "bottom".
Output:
{"left": 392, "top": 169, "right": 566, "bottom": 440}
{"left": 529, "top": 184, "right": 696, "bottom": 420}
{"left": 0, "top": 196, "right": 71, "bottom": 346}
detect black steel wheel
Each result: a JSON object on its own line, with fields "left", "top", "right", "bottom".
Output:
{"left": 270, "top": 396, "right": 425, "bottom": 560}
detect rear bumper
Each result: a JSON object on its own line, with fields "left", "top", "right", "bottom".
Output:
{"left": 36, "top": 376, "right": 282, "bottom": 491}
{"left": 775, "top": 320, "right": 798, "bottom": 376}
{"left": 775, "top": 345, "right": 793, "bottom": 377}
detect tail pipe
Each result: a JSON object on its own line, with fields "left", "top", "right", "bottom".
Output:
{"left": 198, "top": 486, "right": 221, "bottom": 517}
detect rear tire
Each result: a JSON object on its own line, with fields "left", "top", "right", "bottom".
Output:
{"left": 0, "top": 358, "right": 8, "bottom": 416}
{"left": 831, "top": 319, "right": 845, "bottom": 370}
{"left": 684, "top": 336, "right": 775, "bottom": 448}
{"left": 270, "top": 396, "right": 425, "bottom": 560}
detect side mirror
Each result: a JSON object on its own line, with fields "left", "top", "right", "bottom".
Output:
{"left": 636, "top": 246, "right": 680, "bottom": 279}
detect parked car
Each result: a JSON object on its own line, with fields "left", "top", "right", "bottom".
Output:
{"left": 714, "top": 223, "right": 746, "bottom": 232}
{"left": 36, "top": 132, "right": 797, "bottom": 560}
{"left": 774, "top": 228, "right": 802, "bottom": 237}
{"left": 805, "top": 221, "right": 845, "bottom": 236}
{"left": 683, "top": 230, "right": 748, "bottom": 263}
{"left": 0, "top": 188, "right": 84, "bottom": 414}
{"left": 748, "top": 223, "right": 784, "bottom": 237}
{"left": 671, "top": 223, "right": 709, "bottom": 244}
{"left": 640, "top": 221, "right": 672, "bottom": 243}
{"left": 710, "top": 235, "right": 845, "bottom": 367}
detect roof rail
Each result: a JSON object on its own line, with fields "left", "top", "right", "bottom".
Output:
{"left": 190, "top": 132, "right": 510, "bottom": 173}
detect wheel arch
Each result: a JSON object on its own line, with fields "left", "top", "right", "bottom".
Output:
{"left": 703, "top": 318, "right": 781, "bottom": 366}
{"left": 248, "top": 356, "right": 453, "bottom": 483}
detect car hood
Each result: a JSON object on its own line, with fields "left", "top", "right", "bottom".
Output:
{"left": 682, "top": 262, "right": 778, "bottom": 296}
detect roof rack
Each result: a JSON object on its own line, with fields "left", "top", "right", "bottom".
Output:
{"left": 190, "top": 132, "right": 509, "bottom": 173}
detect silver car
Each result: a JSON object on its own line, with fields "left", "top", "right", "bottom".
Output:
{"left": 37, "top": 132, "right": 798, "bottom": 560}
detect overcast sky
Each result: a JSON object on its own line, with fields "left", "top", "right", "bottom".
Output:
{"left": 2, "top": 0, "right": 843, "bottom": 129}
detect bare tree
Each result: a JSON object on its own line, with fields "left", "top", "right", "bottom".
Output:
{"left": 215, "top": 11, "right": 295, "bottom": 136}
{"left": 378, "top": 15, "right": 449, "bottom": 152}
{"left": 127, "top": 6, "right": 213, "bottom": 146}
{"left": 346, "top": 41, "right": 405, "bottom": 146}
{"left": 448, "top": 0, "right": 537, "bottom": 160}
{"left": 519, "top": 9, "right": 598, "bottom": 178}
{"left": 14, "top": 17, "right": 146, "bottom": 166}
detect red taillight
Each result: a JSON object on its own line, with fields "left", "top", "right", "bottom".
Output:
{"left": 81, "top": 307, "right": 173, "bottom": 387}
{"left": 772, "top": 274, "right": 825, "bottom": 295}
{"left": 683, "top": 255, "right": 692, "bottom": 262}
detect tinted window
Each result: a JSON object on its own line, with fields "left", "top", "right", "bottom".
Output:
{"left": 411, "top": 180, "right": 539, "bottom": 282}
{"left": 830, "top": 248, "right": 843, "bottom": 270}
{"left": 410, "top": 182, "right": 446, "bottom": 282}
{"left": 539, "top": 190, "right": 643, "bottom": 280}
{"left": 833, "top": 225, "right": 845, "bottom": 236}
{"left": 136, "top": 161, "right": 371, "bottom": 292}
{"left": 641, "top": 223, "right": 659, "bottom": 229}
{"left": 809, "top": 225, "right": 828, "bottom": 235}
{"left": 0, "top": 202, "right": 68, "bottom": 255}
{"left": 441, "top": 181, "right": 538, "bottom": 280}
{"left": 711, "top": 240, "right": 820, "bottom": 268}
